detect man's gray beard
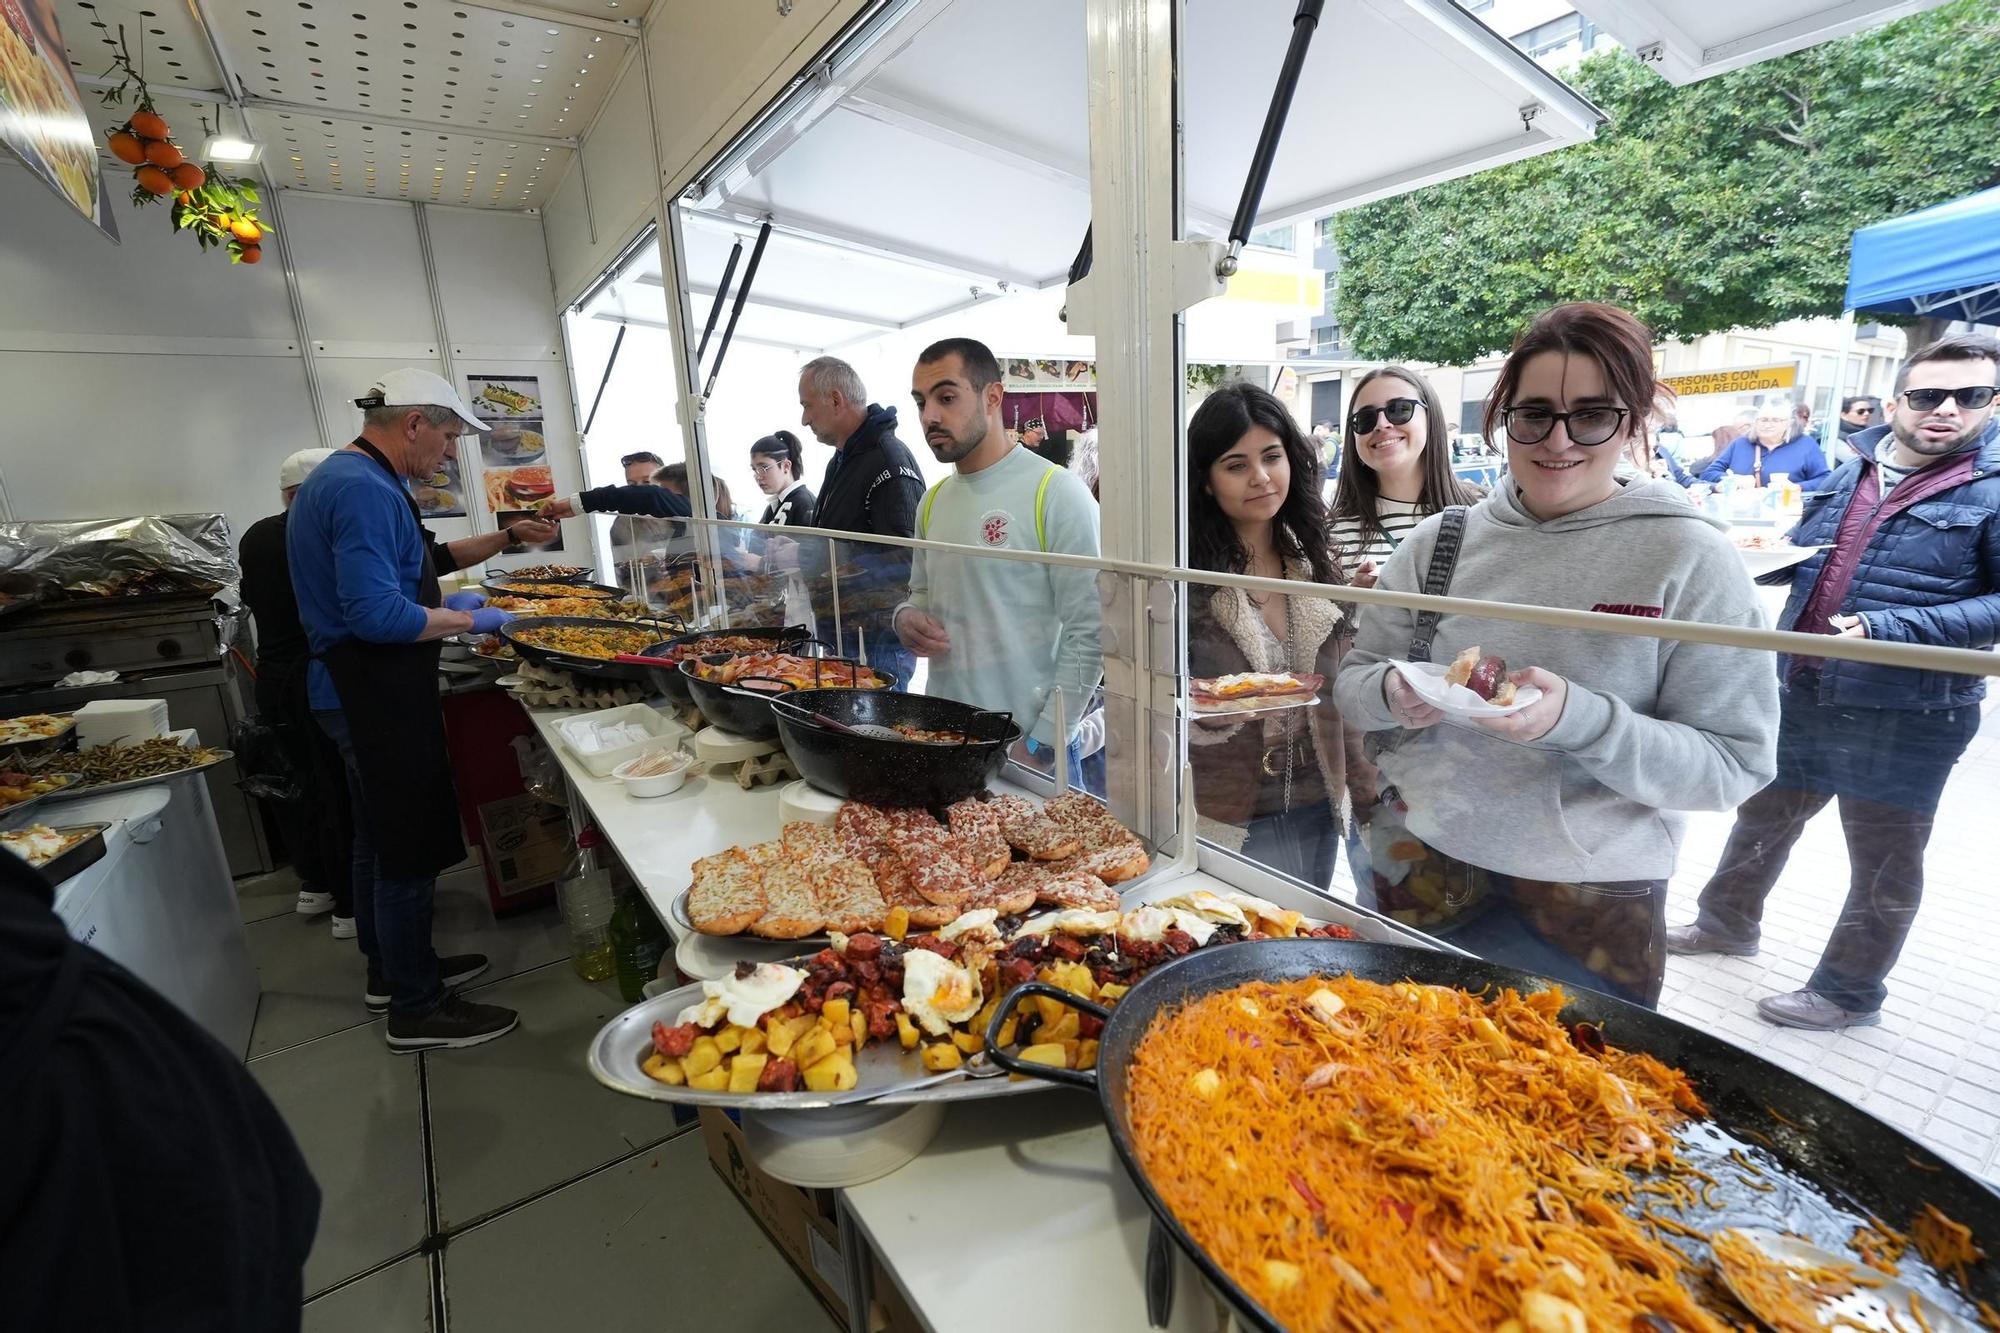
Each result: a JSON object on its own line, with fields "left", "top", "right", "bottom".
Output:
{"left": 1892, "top": 419, "right": 1975, "bottom": 458}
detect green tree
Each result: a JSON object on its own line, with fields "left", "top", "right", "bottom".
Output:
{"left": 1331, "top": 0, "right": 2000, "bottom": 365}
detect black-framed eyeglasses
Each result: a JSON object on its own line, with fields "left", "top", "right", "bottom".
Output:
{"left": 1349, "top": 398, "right": 1420, "bottom": 435}
{"left": 1900, "top": 386, "right": 1997, "bottom": 412}
{"left": 1499, "top": 405, "right": 1630, "bottom": 447}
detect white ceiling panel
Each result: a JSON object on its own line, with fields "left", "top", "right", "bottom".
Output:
{"left": 676, "top": 214, "right": 989, "bottom": 327}
{"left": 1572, "top": 0, "right": 1951, "bottom": 84}
{"left": 57, "top": 0, "right": 631, "bottom": 210}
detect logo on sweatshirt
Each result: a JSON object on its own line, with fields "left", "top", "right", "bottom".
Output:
{"left": 979, "top": 510, "right": 1013, "bottom": 547}
{"left": 1591, "top": 603, "right": 1664, "bottom": 619}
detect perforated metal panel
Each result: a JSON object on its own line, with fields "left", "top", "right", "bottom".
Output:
{"left": 59, "top": 0, "right": 632, "bottom": 210}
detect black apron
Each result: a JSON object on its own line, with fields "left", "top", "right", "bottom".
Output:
{"left": 317, "top": 438, "right": 466, "bottom": 879}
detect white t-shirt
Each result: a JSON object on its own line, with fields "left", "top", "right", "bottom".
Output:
{"left": 899, "top": 445, "right": 1102, "bottom": 746}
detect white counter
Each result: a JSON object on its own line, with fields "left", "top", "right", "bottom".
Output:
{"left": 530, "top": 697, "right": 1410, "bottom": 1331}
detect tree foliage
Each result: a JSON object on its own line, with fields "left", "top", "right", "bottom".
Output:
{"left": 1330, "top": 0, "right": 2000, "bottom": 365}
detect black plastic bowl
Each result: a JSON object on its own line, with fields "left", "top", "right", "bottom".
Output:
{"left": 770, "top": 689, "right": 1020, "bottom": 807}
{"left": 680, "top": 655, "right": 891, "bottom": 741}
{"left": 637, "top": 625, "right": 810, "bottom": 703}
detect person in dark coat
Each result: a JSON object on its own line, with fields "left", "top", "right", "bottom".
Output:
{"left": 1672, "top": 333, "right": 2000, "bottom": 1030}
{"left": 0, "top": 846, "right": 320, "bottom": 1330}
{"left": 795, "top": 356, "right": 924, "bottom": 682}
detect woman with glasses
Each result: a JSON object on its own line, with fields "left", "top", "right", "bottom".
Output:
{"left": 1328, "top": 367, "right": 1484, "bottom": 589}
{"left": 746, "top": 430, "right": 815, "bottom": 574}
{"left": 1333, "top": 303, "right": 1777, "bottom": 1007}
{"left": 1186, "top": 383, "right": 1350, "bottom": 890}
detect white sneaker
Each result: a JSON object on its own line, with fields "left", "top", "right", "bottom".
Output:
{"left": 330, "top": 915, "right": 357, "bottom": 940}
{"left": 295, "top": 890, "right": 335, "bottom": 917}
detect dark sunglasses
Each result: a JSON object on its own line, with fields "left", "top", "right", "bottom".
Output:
{"left": 1498, "top": 405, "right": 1630, "bottom": 447}
{"left": 1900, "top": 386, "right": 1997, "bottom": 412}
{"left": 1349, "top": 398, "right": 1420, "bottom": 435}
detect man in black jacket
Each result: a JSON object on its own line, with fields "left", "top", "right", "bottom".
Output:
{"left": 797, "top": 356, "right": 924, "bottom": 683}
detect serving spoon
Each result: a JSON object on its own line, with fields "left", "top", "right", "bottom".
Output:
{"left": 1713, "top": 1227, "right": 1973, "bottom": 1333}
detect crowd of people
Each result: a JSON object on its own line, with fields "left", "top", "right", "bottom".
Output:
{"left": 225, "top": 312, "right": 1997, "bottom": 1069}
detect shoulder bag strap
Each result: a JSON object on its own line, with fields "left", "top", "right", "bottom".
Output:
{"left": 1405, "top": 506, "right": 1468, "bottom": 664}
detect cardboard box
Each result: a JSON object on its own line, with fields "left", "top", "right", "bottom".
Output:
{"left": 475, "top": 793, "right": 569, "bottom": 900}
{"left": 699, "top": 1110, "right": 854, "bottom": 1323}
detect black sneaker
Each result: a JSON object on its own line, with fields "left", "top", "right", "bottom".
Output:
{"left": 384, "top": 996, "right": 519, "bottom": 1052}
{"left": 363, "top": 954, "right": 490, "bottom": 1014}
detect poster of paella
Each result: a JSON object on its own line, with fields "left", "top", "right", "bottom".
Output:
{"left": 0, "top": 0, "right": 119, "bottom": 240}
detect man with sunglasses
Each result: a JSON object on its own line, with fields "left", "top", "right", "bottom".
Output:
{"left": 1671, "top": 332, "right": 2000, "bottom": 1031}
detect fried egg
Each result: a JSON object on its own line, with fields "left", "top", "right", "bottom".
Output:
{"left": 901, "top": 949, "right": 983, "bottom": 1037}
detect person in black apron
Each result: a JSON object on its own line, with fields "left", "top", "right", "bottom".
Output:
{"left": 287, "top": 369, "right": 530, "bottom": 1052}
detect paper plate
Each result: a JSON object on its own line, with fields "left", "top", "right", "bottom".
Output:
{"left": 1390, "top": 659, "right": 1542, "bottom": 718}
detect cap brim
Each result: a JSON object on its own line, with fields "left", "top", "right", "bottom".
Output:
{"left": 433, "top": 383, "right": 492, "bottom": 431}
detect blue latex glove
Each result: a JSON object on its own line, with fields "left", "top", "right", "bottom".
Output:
{"left": 467, "top": 607, "right": 515, "bottom": 635}
{"left": 443, "top": 590, "right": 487, "bottom": 611}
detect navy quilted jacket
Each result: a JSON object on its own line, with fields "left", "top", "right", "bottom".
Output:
{"left": 1772, "top": 421, "right": 2000, "bottom": 709}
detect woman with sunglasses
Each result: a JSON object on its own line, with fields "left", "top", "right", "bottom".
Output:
{"left": 1186, "top": 383, "right": 1350, "bottom": 889}
{"left": 1328, "top": 367, "right": 1484, "bottom": 589}
{"left": 1333, "top": 303, "right": 1777, "bottom": 1007}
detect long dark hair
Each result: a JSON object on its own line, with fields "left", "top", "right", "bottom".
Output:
{"left": 1329, "top": 365, "right": 1482, "bottom": 554}
{"left": 1187, "top": 382, "right": 1339, "bottom": 586}
{"left": 750, "top": 429, "right": 804, "bottom": 482}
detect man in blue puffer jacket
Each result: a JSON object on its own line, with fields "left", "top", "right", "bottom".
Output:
{"left": 1670, "top": 333, "right": 2000, "bottom": 1029}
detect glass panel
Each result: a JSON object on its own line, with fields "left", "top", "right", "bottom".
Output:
{"left": 1182, "top": 574, "right": 1999, "bottom": 1159}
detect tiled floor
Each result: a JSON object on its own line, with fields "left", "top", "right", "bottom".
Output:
{"left": 241, "top": 871, "right": 832, "bottom": 1332}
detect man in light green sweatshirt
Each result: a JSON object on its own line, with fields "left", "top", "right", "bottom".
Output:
{"left": 894, "top": 338, "right": 1103, "bottom": 757}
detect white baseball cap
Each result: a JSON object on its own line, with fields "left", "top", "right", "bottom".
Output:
{"left": 279, "top": 447, "right": 337, "bottom": 491}
{"left": 354, "top": 367, "right": 491, "bottom": 432}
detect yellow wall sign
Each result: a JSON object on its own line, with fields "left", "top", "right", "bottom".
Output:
{"left": 1660, "top": 365, "right": 1798, "bottom": 397}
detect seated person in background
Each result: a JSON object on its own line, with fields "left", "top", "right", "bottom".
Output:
{"left": 1694, "top": 395, "right": 1830, "bottom": 488}
{"left": 1333, "top": 302, "right": 1777, "bottom": 1008}
{"left": 1186, "top": 383, "right": 1350, "bottom": 890}
{"left": 895, "top": 337, "right": 1104, "bottom": 772}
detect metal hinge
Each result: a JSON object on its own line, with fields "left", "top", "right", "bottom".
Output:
{"left": 1636, "top": 42, "right": 1666, "bottom": 66}
{"left": 1518, "top": 101, "right": 1544, "bottom": 132}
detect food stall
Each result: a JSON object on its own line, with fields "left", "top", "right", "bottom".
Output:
{"left": 6, "top": 0, "right": 1999, "bottom": 1325}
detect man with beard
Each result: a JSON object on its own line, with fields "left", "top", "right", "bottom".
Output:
{"left": 894, "top": 338, "right": 1103, "bottom": 766}
{"left": 796, "top": 356, "right": 924, "bottom": 682}
{"left": 1671, "top": 333, "right": 2000, "bottom": 1030}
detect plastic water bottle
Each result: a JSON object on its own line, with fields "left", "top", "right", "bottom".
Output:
{"left": 610, "top": 885, "right": 670, "bottom": 1002}
{"left": 558, "top": 827, "right": 616, "bottom": 982}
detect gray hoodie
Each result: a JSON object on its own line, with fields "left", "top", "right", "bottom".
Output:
{"left": 1333, "top": 478, "right": 1778, "bottom": 883}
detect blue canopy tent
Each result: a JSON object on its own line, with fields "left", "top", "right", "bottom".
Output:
{"left": 1845, "top": 185, "right": 2000, "bottom": 323}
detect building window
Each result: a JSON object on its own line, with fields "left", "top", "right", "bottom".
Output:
{"left": 1315, "top": 215, "right": 1336, "bottom": 249}
{"left": 1248, "top": 223, "right": 1295, "bottom": 254}
{"left": 1322, "top": 270, "right": 1339, "bottom": 317}
{"left": 1313, "top": 324, "right": 1342, "bottom": 355}
{"left": 1513, "top": 13, "right": 1599, "bottom": 61}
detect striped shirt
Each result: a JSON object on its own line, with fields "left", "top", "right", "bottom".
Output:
{"left": 1329, "top": 497, "right": 1431, "bottom": 576}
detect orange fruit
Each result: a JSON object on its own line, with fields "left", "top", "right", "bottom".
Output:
{"left": 134, "top": 165, "right": 175, "bottom": 196}
{"left": 169, "top": 162, "right": 206, "bottom": 190}
{"left": 144, "top": 140, "right": 184, "bottom": 169}
{"left": 129, "top": 110, "right": 169, "bottom": 140}
{"left": 229, "top": 217, "right": 262, "bottom": 242}
{"left": 176, "top": 190, "right": 193, "bottom": 205}
{"left": 237, "top": 244, "right": 264, "bottom": 265}
{"left": 107, "top": 131, "right": 146, "bottom": 164}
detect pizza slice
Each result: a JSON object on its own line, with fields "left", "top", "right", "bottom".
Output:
{"left": 944, "top": 797, "right": 1012, "bottom": 878}
{"left": 1188, "top": 671, "right": 1323, "bottom": 713}
{"left": 750, "top": 856, "right": 825, "bottom": 939}
{"left": 687, "top": 847, "right": 766, "bottom": 935}
{"left": 813, "top": 856, "right": 889, "bottom": 934}
{"left": 989, "top": 795, "right": 1082, "bottom": 861}
{"left": 998, "top": 861, "right": 1119, "bottom": 913}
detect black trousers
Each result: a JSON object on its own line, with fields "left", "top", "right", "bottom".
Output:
{"left": 256, "top": 668, "right": 355, "bottom": 917}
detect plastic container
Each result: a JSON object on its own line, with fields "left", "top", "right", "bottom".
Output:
{"left": 558, "top": 828, "right": 617, "bottom": 982}
{"left": 610, "top": 885, "right": 670, "bottom": 1003}
{"left": 611, "top": 749, "right": 689, "bottom": 798}
{"left": 553, "top": 704, "right": 687, "bottom": 778}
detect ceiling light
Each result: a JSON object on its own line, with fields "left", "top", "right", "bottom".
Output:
{"left": 203, "top": 133, "right": 265, "bottom": 164}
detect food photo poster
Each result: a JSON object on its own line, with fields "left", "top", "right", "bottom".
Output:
{"left": 0, "top": 0, "right": 118, "bottom": 239}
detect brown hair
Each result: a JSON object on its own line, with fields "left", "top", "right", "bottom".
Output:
{"left": 1895, "top": 331, "right": 2000, "bottom": 395}
{"left": 1328, "top": 364, "right": 1482, "bottom": 555}
{"left": 1482, "top": 303, "right": 1669, "bottom": 450}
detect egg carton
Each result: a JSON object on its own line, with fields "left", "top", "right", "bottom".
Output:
{"left": 506, "top": 661, "right": 651, "bottom": 711}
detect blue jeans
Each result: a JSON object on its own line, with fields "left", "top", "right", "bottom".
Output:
{"left": 1243, "top": 805, "right": 1341, "bottom": 893}
{"left": 315, "top": 709, "right": 447, "bottom": 1018}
